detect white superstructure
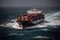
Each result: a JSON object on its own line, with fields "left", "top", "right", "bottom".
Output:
{"left": 27, "top": 8, "right": 42, "bottom": 14}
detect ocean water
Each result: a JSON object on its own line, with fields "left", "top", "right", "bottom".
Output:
{"left": 0, "top": 7, "right": 60, "bottom": 40}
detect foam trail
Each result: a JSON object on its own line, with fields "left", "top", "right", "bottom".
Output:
{"left": 45, "top": 12, "right": 60, "bottom": 20}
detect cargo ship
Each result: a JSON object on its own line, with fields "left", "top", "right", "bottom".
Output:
{"left": 17, "top": 8, "right": 45, "bottom": 29}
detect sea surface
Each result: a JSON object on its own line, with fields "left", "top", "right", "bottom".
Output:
{"left": 0, "top": 7, "right": 60, "bottom": 40}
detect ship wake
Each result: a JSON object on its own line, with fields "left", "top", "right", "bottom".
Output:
{"left": 0, "top": 11, "right": 60, "bottom": 29}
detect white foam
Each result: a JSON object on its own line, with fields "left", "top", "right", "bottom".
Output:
{"left": 45, "top": 12, "right": 60, "bottom": 20}
{"left": 0, "top": 19, "right": 23, "bottom": 29}
{"left": 33, "top": 36, "right": 54, "bottom": 39}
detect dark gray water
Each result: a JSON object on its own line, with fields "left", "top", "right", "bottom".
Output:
{"left": 0, "top": 7, "right": 60, "bottom": 40}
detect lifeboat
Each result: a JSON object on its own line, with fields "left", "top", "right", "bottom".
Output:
{"left": 17, "top": 8, "right": 45, "bottom": 28}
